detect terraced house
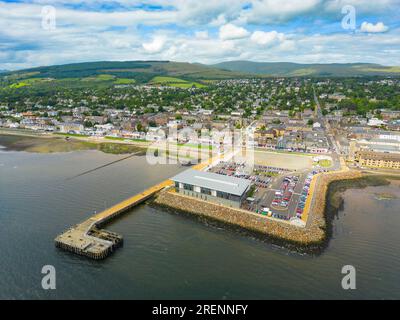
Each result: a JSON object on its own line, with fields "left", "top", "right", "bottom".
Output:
{"left": 356, "top": 151, "right": 400, "bottom": 169}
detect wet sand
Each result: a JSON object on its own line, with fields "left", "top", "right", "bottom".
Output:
{"left": 0, "top": 133, "right": 146, "bottom": 155}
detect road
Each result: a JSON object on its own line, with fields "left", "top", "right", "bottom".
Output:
{"left": 312, "top": 85, "right": 341, "bottom": 171}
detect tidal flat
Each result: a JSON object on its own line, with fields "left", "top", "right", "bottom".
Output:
{"left": 0, "top": 133, "right": 146, "bottom": 155}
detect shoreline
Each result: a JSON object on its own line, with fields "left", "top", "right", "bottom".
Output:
{"left": 153, "top": 172, "right": 395, "bottom": 255}
{"left": 2, "top": 128, "right": 398, "bottom": 254}
{"left": 0, "top": 129, "right": 209, "bottom": 160}
{"left": 0, "top": 130, "right": 147, "bottom": 155}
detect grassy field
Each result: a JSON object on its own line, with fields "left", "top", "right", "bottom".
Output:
{"left": 10, "top": 82, "right": 29, "bottom": 88}
{"left": 171, "top": 82, "right": 206, "bottom": 88}
{"left": 82, "top": 74, "right": 116, "bottom": 81}
{"left": 317, "top": 159, "right": 332, "bottom": 168}
{"left": 114, "top": 78, "right": 136, "bottom": 84}
{"left": 150, "top": 76, "right": 187, "bottom": 83}
{"left": 104, "top": 136, "right": 150, "bottom": 143}
{"left": 98, "top": 142, "right": 145, "bottom": 154}
{"left": 289, "top": 68, "right": 315, "bottom": 76}
{"left": 54, "top": 132, "right": 89, "bottom": 138}
{"left": 356, "top": 66, "right": 400, "bottom": 73}
{"left": 150, "top": 76, "right": 207, "bottom": 88}
{"left": 9, "top": 77, "right": 52, "bottom": 88}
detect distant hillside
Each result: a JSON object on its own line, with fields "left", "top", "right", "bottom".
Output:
{"left": 3, "top": 61, "right": 249, "bottom": 83}
{"left": 2, "top": 60, "right": 399, "bottom": 92}
{"left": 211, "top": 61, "right": 400, "bottom": 77}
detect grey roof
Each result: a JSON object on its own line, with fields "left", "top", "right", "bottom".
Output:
{"left": 171, "top": 169, "right": 251, "bottom": 196}
{"left": 367, "top": 145, "right": 400, "bottom": 152}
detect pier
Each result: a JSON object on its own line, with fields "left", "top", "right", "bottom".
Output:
{"left": 54, "top": 157, "right": 217, "bottom": 259}
{"left": 55, "top": 179, "right": 174, "bottom": 259}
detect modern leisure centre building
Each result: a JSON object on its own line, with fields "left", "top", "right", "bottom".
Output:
{"left": 171, "top": 169, "right": 252, "bottom": 208}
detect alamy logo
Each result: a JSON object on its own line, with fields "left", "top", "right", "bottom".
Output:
{"left": 41, "top": 265, "right": 56, "bottom": 290}
{"left": 341, "top": 265, "right": 356, "bottom": 290}
{"left": 41, "top": 6, "right": 56, "bottom": 31}
{"left": 341, "top": 5, "right": 356, "bottom": 31}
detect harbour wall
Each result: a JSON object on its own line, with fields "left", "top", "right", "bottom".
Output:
{"left": 154, "top": 170, "right": 366, "bottom": 254}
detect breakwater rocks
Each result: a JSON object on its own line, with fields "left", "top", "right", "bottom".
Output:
{"left": 154, "top": 170, "right": 369, "bottom": 254}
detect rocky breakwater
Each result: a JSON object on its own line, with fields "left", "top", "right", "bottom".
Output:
{"left": 154, "top": 170, "right": 365, "bottom": 254}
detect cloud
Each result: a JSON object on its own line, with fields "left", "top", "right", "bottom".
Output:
{"left": 241, "top": 0, "right": 321, "bottom": 23}
{"left": 173, "top": 0, "right": 244, "bottom": 26}
{"left": 195, "top": 31, "right": 209, "bottom": 40}
{"left": 250, "top": 30, "right": 285, "bottom": 45}
{"left": 324, "top": 0, "right": 396, "bottom": 14}
{"left": 360, "top": 22, "right": 389, "bottom": 33}
{"left": 0, "top": 1, "right": 399, "bottom": 69}
{"left": 142, "top": 36, "right": 166, "bottom": 53}
{"left": 219, "top": 23, "right": 249, "bottom": 40}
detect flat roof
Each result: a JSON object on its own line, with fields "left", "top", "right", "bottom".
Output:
{"left": 358, "top": 150, "right": 400, "bottom": 161}
{"left": 171, "top": 169, "right": 251, "bottom": 196}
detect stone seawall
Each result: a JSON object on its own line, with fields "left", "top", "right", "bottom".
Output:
{"left": 154, "top": 170, "right": 365, "bottom": 253}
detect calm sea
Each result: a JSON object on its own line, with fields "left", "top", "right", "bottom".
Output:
{"left": 0, "top": 143, "right": 399, "bottom": 299}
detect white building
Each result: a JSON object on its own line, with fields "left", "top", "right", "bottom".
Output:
{"left": 368, "top": 118, "right": 386, "bottom": 127}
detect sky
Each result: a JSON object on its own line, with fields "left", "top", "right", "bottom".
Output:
{"left": 0, "top": 0, "right": 399, "bottom": 70}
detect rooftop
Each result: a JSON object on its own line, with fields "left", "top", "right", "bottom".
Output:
{"left": 358, "top": 151, "right": 400, "bottom": 161}
{"left": 171, "top": 169, "right": 251, "bottom": 196}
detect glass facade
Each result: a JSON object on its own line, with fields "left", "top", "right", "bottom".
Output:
{"left": 175, "top": 181, "right": 244, "bottom": 207}
{"left": 200, "top": 187, "right": 212, "bottom": 195}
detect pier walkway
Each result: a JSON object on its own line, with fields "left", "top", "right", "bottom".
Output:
{"left": 54, "top": 155, "right": 221, "bottom": 259}
{"left": 55, "top": 179, "right": 174, "bottom": 259}
{"left": 55, "top": 149, "right": 243, "bottom": 259}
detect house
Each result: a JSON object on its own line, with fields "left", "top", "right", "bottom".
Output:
{"left": 313, "top": 122, "right": 322, "bottom": 129}
{"left": 368, "top": 118, "right": 386, "bottom": 127}
{"left": 254, "top": 128, "right": 279, "bottom": 147}
{"left": 58, "top": 123, "right": 84, "bottom": 134}
{"left": 355, "top": 151, "right": 400, "bottom": 169}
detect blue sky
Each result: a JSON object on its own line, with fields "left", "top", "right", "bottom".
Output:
{"left": 0, "top": 0, "right": 399, "bottom": 70}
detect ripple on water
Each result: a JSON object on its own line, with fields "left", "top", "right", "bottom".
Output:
{"left": 1, "top": 149, "right": 400, "bottom": 299}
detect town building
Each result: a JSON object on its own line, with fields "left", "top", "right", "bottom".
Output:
{"left": 171, "top": 169, "right": 251, "bottom": 208}
{"left": 58, "top": 122, "right": 84, "bottom": 134}
{"left": 368, "top": 118, "right": 386, "bottom": 127}
{"left": 355, "top": 151, "right": 400, "bottom": 169}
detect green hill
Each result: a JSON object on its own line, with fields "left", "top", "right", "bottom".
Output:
{"left": 2, "top": 60, "right": 399, "bottom": 93}
{"left": 211, "top": 61, "right": 400, "bottom": 77}
{"left": 3, "top": 61, "right": 248, "bottom": 83}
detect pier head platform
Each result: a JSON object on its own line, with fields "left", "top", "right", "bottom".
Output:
{"left": 55, "top": 156, "right": 223, "bottom": 260}
{"left": 55, "top": 180, "right": 173, "bottom": 259}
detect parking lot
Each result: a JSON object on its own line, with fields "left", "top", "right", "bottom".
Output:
{"left": 209, "top": 160, "right": 321, "bottom": 222}
{"left": 210, "top": 161, "right": 291, "bottom": 188}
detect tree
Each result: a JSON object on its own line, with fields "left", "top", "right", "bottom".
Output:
{"left": 136, "top": 121, "right": 144, "bottom": 132}
{"left": 307, "top": 119, "right": 314, "bottom": 126}
{"left": 272, "top": 119, "right": 281, "bottom": 125}
{"left": 84, "top": 120, "right": 94, "bottom": 128}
